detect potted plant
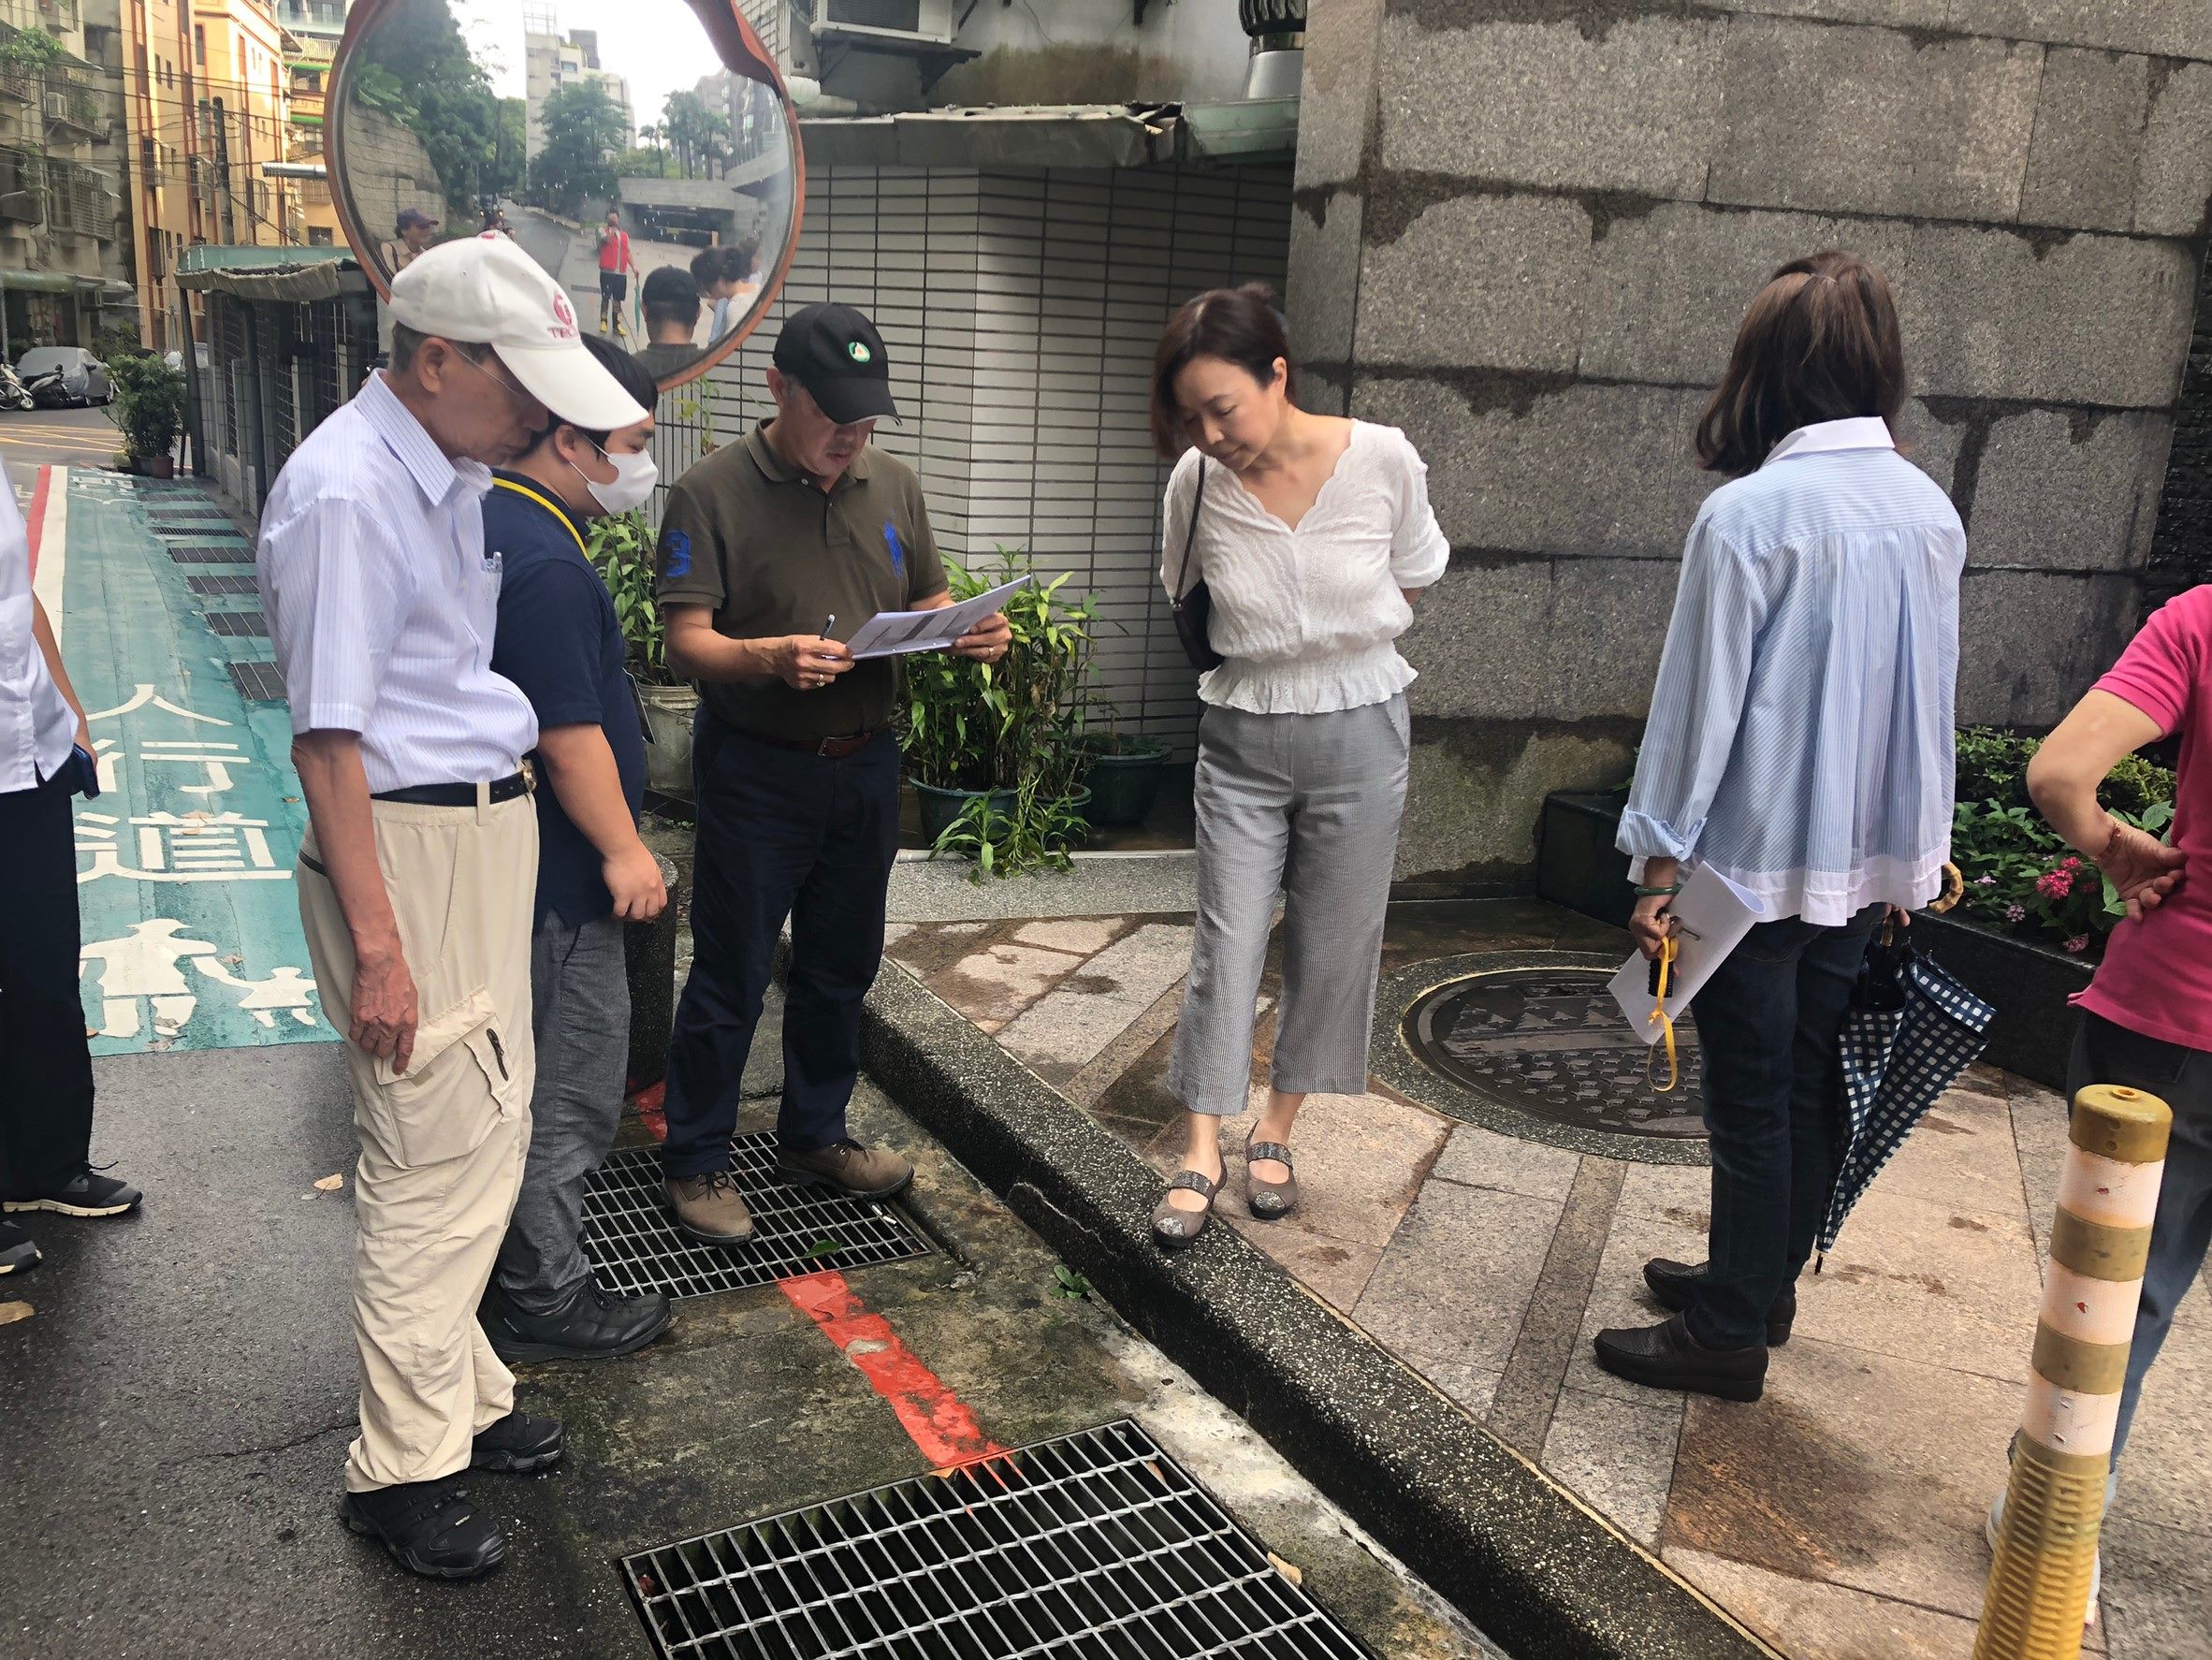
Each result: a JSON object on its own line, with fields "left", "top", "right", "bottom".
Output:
{"left": 589, "top": 509, "right": 697, "bottom": 796}
{"left": 105, "top": 352, "right": 184, "bottom": 478}
{"left": 901, "top": 547, "right": 1098, "bottom": 874}
{"left": 1078, "top": 719, "right": 1171, "bottom": 828}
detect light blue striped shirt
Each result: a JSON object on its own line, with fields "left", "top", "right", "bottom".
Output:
{"left": 258, "top": 371, "right": 536, "bottom": 794}
{"left": 1619, "top": 417, "right": 1964, "bottom": 925}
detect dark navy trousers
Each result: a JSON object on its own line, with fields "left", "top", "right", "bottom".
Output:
{"left": 660, "top": 714, "right": 901, "bottom": 1180}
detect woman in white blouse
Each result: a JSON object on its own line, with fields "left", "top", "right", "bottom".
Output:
{"left": 1149, "top": 285, "right": 1448, "bottom": 1245}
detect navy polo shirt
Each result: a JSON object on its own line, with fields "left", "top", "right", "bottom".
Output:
{"left": 485, "top": 471, "right": 648, "bottom": 929}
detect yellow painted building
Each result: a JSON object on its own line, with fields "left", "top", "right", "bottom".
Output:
{"left": 280, "top": 23, "right": 333, "bottom": 242}
{"left": 190, "top": 0, "right": 290, "bottom": 240}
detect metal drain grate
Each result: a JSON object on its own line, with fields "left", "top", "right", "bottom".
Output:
{"left": 187, "top": 575, "right": 259, "bottom": 596}
{"left": 204, "top": 609, "right": 269, "bottom": 637}
{"left": 620, "top": 1420, "right": 1372, "bottom": 1659}
{"left": 168, "top": 546, "right": 253, "bottom": 564}
{"left": 583, "top": 1135, "right": 933, "bottom": 1299}
{"left": 226, "top": 662, "right": 287, "bottom": 701}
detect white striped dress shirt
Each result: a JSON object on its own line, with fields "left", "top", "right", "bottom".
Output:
{"left": 0, "top": 483, "right": 77, "bottom": 792}
{"left": 257, "top": 371, "right": 536, "bottom": 794}
{"left": 1619, "top": 417, "right": 1964, "bottom": 925}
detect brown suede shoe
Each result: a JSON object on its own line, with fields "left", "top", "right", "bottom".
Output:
{"left": 663, "top": 1171, "right": 756, "bottom": 1245}
{"left": 777, "top": 1140, "right": 913, "bottom": 1200}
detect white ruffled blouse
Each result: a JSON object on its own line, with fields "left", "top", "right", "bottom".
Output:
{"left": 1159, "top": 421, "right": 1449, "bottom": 714}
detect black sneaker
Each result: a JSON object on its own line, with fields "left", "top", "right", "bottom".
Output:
{"left": 481, "top": 1280, "right": 673, "bottom": 1364}
{"left": 1592, "top": 1312, "right": 1768, "bottom": 1402}
{"left": 470, "top": 1409, "right": 564, "bottom": 1474}
{"left": 338, "top": 1480, "right": 506, "bottom": 1580}
{"left": 0, "top": 1219, "right": 38, "bottom": 1275}
{"left": 1643, "top": 1257, "right": 1797, "bottom": 1346}
{"left": 3, "top": 1169, "right": 142, "bottom": 1218}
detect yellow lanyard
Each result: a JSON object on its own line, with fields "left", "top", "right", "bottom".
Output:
{"left": 1648, "top": 936, "right": 1680, "bottom": 1093}
{"left": 491, "top": 477, "right": 588, "bottom": 559}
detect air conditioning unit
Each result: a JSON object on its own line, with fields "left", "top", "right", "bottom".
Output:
{"left": 810, "top": 0, "right": 954, "bottom": 48}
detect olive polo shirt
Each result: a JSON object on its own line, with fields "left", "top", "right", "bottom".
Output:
{"left": 653, "top": 421, "right": 948, "bottom": 741}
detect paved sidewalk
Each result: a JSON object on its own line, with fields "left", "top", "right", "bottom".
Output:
{"left": 882, "top": 894, "right": 2212, "bottom": 1660}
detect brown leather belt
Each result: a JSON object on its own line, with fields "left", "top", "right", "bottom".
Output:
{"left": 737, "top": 727, "right": 887, "bottom": 759}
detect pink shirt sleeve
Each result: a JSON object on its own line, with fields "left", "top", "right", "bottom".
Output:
{"left": 2095, "top": 587, "right": 2212, "bottom": 735}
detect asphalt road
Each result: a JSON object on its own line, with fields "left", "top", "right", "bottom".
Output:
{"left": 1, "top": 404, "right": 121, "bottom": 497}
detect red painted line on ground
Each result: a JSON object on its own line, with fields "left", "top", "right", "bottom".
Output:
{"left": 626, "top": 1078, "right": 667, "bottom": 1142}
{"left": 23, "top": 466, "right": 51, "bottom": 576}
{"left": 781, "top": 1270, "right": 1005, "bottom": 1470}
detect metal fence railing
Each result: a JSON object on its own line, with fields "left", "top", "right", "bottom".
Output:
{"left": 189, "top": 287, "right": 377, "bottom": 512}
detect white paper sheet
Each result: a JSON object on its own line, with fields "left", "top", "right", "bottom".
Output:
{"left": 1608, "top": 865, "right": 1773, "bottom": 1044}
{"left": 842, "top": 576, "right": 1034, "bottom": 660}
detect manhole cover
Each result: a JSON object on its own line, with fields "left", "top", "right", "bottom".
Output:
{"left": 583, "top": 1135, "right": 934, "bottom": 1299}
{"left": 620, "top": 1420, "right": 1371, "bottom": 1658}
{"left": 1403, "top": 968, "right": 1707, "bottom": 1142}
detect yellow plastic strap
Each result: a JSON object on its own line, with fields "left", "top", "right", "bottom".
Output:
{"left": 1647, "top": 937, "right": 1679, "bottom": 1093}
{"left": 491, "top": 476, "right": 588, "bottom": 559}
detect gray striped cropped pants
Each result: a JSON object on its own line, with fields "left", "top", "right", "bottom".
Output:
{"left": 1169, "top": 695, "right": 1410, "bottom": 1114}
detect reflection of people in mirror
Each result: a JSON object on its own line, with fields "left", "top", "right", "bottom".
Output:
{"left": 596, "top": 209, "right": 636, "bottom": 340}
{"left": 635, "top": 267, "right": 700, "bottom": 380}
{"left": 692, "top": 239, "right": 762, "bottom": 344}
{"left": 381, "top": 206, "right": 438, "bottom": 273}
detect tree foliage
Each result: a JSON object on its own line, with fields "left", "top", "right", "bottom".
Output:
{"left": 532, "top": 81, "right": 626, "bottom": 216}
{"left": 350, "top": 0, "right": 504, "bottom": 217}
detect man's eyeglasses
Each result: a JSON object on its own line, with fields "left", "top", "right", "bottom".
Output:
{"left": 448, "top": 344, "right": 533, "bottom": 409}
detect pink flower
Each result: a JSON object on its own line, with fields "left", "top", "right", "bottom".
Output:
{"left": 2036, "top": 868, "right": 2074, "bottom": 899}
{"left": 2064, "top": 935, "right": 2089, "bottom": 954}
{"left": 1976, "top": 874, "right": 1996, "bottom": 886}
{"left": 2060, "top": 856, "right": 2083, "bottom": 872}
{"left": 2004, "top": 903, "right": 2028, "bottom": 923}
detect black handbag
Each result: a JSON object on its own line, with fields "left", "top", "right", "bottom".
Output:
{"left": 1171, "top": 459, "right": 1224, "bottom": 673}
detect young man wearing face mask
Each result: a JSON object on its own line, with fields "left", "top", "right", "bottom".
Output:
{"left": 478, "top": 334, "right": 674, "bottom": 1362}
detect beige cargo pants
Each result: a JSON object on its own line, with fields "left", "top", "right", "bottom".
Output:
{"left": 297, "top": 791, "right": 539, "bottom": 1493}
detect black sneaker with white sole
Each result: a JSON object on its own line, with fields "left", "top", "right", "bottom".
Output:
{"left": 0, "top": 1219, "right": 38, "bottom": 1275}
{"left": 469, "top": 1409, "right": 565, "bottom": 1474}
{"left": 4, "top": 1169, "right": 142, "bottom": 1218}
{"left": 339, "top": 1479, "right": 507, "bottom": 1580}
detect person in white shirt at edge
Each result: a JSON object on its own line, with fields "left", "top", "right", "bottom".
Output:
{"left": 1148, "top": 284, "right": 1448, "bottom": 1246}
{"left": 1594, "top": 251, "right": 1964, "bottom": 1404}
{"left": 256, "top": 232, "right": 649, "bottom": 1582}
{"left": 0, "top": 487, "right": 143, "bottom": 1283}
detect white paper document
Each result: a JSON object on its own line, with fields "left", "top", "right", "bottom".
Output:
{"left": 1608, "top": 865, "right": 1773, "bottom": 1044}
{"left": 843, "top": 577, "right": 1033, "bottom": 660}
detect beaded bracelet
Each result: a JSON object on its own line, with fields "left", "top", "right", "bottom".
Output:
{"left": 1633, "top": 883, "right": 1682, "bottom": 897}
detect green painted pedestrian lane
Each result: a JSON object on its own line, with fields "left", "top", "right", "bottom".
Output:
{"left": 42, "top": 465, "right": 335, "bottom": 1056}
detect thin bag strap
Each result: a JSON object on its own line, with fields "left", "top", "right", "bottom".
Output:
{"left": 1172, "top": 458, "right": 1209, "bottom": 600}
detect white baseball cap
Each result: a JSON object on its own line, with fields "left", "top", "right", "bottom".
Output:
{"left": 387, "top": 232, "right": 648, "bottom": 431}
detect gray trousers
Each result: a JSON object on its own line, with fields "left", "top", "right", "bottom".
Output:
{"left": 495, "top": 911, "right": 631, "bottom": 1314}
{"left": 2067, "top": 1012, "right": 2212, "bottom": 1463}
{"left": 1169, "top": 696, "right": 1410, "bottom": 1115}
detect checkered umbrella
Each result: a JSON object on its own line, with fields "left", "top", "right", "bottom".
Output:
{"left": 1819, "top": 926, "right": 1996, "bottom": 1260}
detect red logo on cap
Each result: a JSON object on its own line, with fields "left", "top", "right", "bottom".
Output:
{"left": 549, "top": 291, "right": 577, "bottom": 341}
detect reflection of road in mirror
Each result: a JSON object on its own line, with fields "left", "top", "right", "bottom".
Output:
{"left": 334, "top": 0, "right": 796, "bottom": 380}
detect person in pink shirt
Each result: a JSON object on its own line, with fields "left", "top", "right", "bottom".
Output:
{"left": 2025, "top": 584, "right": 2206, "bottom": 1464}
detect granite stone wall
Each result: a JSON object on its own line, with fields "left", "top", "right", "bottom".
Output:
{"left": 1290, "top": 0, "right": 2212, "bottom": 889}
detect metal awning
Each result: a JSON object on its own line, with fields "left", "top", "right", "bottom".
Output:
{"left": 174, "top": 244, "right": 363, "bottom": 302}
{"left": 0, "top": 269, "right": 103, "bottom": 294}
{"left": 797, "top": 96, "right": 1297, "bottom": 171}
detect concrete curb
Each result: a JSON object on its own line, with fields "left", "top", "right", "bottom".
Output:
{"left": 861, "top": 962, "right": 1776, "bottom": 1660}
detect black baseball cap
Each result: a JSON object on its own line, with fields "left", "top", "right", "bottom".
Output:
{"left": 396, "top": 207, "right": 437, "bottom": 232}
{"left": 773, "top": 302, "right": 897, "bottom": 424}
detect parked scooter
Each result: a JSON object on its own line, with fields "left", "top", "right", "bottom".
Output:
{"left": 0, "top": 361, "right": 30, "bottom": 412}
{"left": 22, "top": 365, "right": 72, "bottom": 408}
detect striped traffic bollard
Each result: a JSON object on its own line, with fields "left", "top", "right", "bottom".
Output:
{"left": 1975, "top": 1084, "right": 2172, "bottom": 1660}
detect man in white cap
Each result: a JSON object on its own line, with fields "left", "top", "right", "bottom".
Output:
{"left": 256, "top": 232, "right": 648, "bottom": 1580}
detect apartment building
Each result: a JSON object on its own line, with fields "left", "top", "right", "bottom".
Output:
{"left": 523, "top": 12, "right": 630, "bottom": 161}
{"left": 0, "top": 0, "right": 127, "bottom": 353}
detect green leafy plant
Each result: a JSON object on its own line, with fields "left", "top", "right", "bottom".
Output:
{"left": 900, "top": 548, "right": 1098, "bottom": 879}
{"left": 1050, "top": 1264, "right": 1092, "bottom": 1300}
{"left": 104, "top": 352, "right": 183, "bottom": 464}
{"left": 0, "top": 31, "right": 65, "bottom": 72}
{"left": 586, "top": 510, "right": 677, "bottom": 685}
{"left": 1949, "top": 726, "right": 2176, "bottom": 956}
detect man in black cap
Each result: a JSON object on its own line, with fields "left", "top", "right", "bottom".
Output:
{"left": 651, "top": 304, "right": 1010, "bottom": 1242}
{"left": 381, "top": 206, "right": 438, "bottom": 272}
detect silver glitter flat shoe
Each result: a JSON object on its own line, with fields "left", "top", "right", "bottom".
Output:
{"left": 1243, "top": 1133, "right": 1297, "bottom": 1221}
{"left": 1150, "top": 1169, "right": 1220, "bottom": 1247}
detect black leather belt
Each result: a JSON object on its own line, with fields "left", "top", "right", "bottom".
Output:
{"left": 739, "top": 728, "right": 887, "bottom": 759}
{"left": 370, "top": 768, "right": 534, "bottom": 807}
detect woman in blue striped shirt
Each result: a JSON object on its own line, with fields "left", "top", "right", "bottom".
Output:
{"left": 1594, "top": 252, "right": 1965, "bottom": 1403}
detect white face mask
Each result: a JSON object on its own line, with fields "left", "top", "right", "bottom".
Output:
{"left": 573, "top": 442, "right": 658, "bottom": 515}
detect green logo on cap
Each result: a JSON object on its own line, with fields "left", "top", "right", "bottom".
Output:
{"left": 848, "top": 342, "right": 872, "bottom": 364}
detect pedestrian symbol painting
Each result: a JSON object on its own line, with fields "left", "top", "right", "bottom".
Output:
{"left": 60, "top": 474, "right": 335, "bottom": 1056}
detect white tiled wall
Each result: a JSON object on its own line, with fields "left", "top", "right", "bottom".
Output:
{"left": 661, "top": 161, "right": 1294, "bottom": 755}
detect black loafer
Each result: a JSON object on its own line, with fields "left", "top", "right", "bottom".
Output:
{"left": 1593, "top": 1312, "right": 1767, "bottom": 1402}
{"left": 481, "top": 1280, "right": 673, "bottom": 1364}
{"left": 1643, "top": 1257, "right": 1797, "bottom": 1346}
{"left": 470, "top": 1409, "right": 564, "bottom": 1474}
{"left": 339, "top": 1480, "right": 506, "bottom": 1580}
{"left": 0, "top": 1219, "right": 38, "bottom": 1276}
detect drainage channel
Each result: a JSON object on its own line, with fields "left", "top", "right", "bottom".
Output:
{"left": 581, "top": 1133, "right": 935, "bottom": 1299}
{"left": 620, "top": 1420, "right": 1372, "bottom": 1659}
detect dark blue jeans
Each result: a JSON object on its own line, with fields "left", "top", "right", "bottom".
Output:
{"left": 660, "top": 716, "right": 901, "bottom": 1180}
{"left": 1686, "top": 906, "right": 1883, "bottom": 1349}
